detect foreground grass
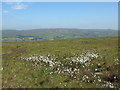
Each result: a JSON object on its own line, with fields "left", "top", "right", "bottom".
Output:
{"left": 2, "top": 37, "right": 119, "bottom": 88}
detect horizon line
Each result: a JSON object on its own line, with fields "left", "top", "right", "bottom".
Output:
{"left": 2, "top": 28, "right": 118, "bottom": 31}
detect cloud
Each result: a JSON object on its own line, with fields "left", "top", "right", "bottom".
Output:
{"left": 12, "top": 2, "right": 28, "bottom": 10}
{"left": 2, "top": 2, "right": 28, "bottom": 14}
{"left": 2, "top": 10, "right": 9, "bottom": 14}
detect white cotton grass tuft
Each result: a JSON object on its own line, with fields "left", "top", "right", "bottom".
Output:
{"left": 1, "top": 68, "right": 3, "bottom": 71}
{"left": 71, "top": 51, "right": 99, "bottom": 64}
{"left": 20, "top": 55, "right": 57, "bottom": 67}
{"left": 20, "top": 50, "right": 100, "bottom": 75}
{"left": 19, "top": 50, "right": 117, "bottom": 88}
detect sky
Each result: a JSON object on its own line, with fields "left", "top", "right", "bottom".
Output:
{"left": 2, "top": 2, "right": 118, "bottom": 30}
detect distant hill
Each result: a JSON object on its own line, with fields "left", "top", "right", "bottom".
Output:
{"left": 2, "top": 29, "right": 118, "bottom": 41}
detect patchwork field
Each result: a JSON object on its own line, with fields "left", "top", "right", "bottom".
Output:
{"left": 2, "top": 37, "right": 120, "bottom": 88}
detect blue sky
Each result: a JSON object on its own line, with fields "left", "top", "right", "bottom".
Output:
{"left": 2, "top": 2, "right": 118, "bottom": 30}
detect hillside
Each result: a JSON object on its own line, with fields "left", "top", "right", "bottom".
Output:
{"left": 2, "top": 29, "right": 118, "bottom": 41}
{"left": 2, "top": 37, "right": 119, "bottom": 88}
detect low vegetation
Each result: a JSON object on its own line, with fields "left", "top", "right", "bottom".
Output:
{"left": 2, "top": 37, "right": 119, "bottom": 88}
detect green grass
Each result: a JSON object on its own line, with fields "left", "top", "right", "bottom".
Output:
{"left": 2, "top": 37, "right": 119, "bottom": 88}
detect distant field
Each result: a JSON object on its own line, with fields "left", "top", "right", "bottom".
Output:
{"left": 2, "top": 37, "right": 119, "bottom": 88}
{"left": 2, "top": 29, "right": 118, "bottom": 41}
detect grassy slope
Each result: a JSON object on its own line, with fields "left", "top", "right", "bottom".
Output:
{"left": 2, "top": 37, "right": 119, "bottom": 88}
